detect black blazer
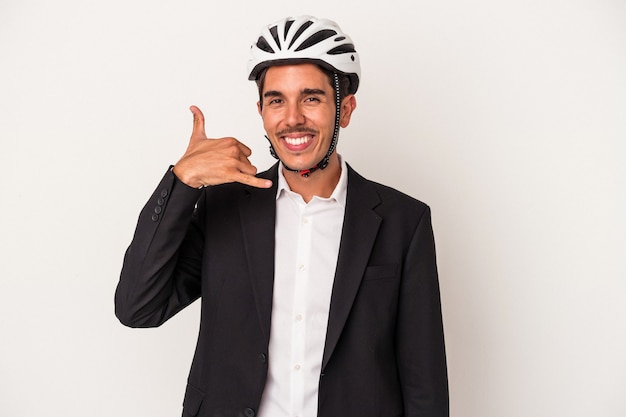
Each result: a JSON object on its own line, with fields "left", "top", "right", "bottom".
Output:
{"left": 115, "top": 163, "right": 448, "bottom": 417}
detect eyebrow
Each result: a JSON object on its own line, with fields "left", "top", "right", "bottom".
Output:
{"left": 302, "top": 88, "right": 326, "bottom": 96}
{"left": 263, "top": 90, "right": 282, "bottom": 98}
{"left": 263, "top": 88, "right": 327, "bottom": 98}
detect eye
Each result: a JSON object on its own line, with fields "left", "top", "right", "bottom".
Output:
{"left": 304, "top": 96, "right": 321, "bottom": 103}
{"left": 267, "top": 98, "right": 283, "bottom": 105}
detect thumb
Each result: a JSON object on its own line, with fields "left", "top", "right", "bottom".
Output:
{"left": 189, "top": 105, "right": 207, "bottom": 140}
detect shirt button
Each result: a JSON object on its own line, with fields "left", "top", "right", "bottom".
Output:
{"left": 295, "top": 314, "right": 302, "bottom": 321}
{"left": 294, "top": 364, "right": 301, "bottom": 371}
{"left": 302, "top": 217, "right": 309, "bottom": 224}
{"left": 298, "top": 264, "right": 305, "bottom": 272}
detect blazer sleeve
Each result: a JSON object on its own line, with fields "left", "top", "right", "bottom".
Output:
{"left": 114, "top": 168, "right": 204, "bottom": 328}
{"left": 396, "top": 206, "right": 449, "bottom": 416}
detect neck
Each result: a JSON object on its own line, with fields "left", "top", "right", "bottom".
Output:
{"left": 282, "top": 153, "right": 341, "bottom": 203}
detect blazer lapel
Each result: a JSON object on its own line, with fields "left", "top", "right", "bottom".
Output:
{"left": 322, "top": 165, "right": 382, "bottom": 370}
{"left": 239, "top": 164, "right": 279, "bottom": 346}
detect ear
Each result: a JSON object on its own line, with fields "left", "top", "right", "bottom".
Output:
{"left": 257, "top": 101, "right": 262, "bottom": 115}
{"left": 339, "top": 95, "right": 357, "bottom": 128}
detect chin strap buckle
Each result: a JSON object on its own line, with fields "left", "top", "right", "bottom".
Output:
{"left": 299, "top": 165, "right": 319, "bottom": 178}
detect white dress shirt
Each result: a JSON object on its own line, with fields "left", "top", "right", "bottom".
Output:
{"left": 257, "top": 156, "right": 348, "bottom": 417}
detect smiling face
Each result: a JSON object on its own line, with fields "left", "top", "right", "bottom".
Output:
{"left": 258, "top": 63, "right": 356, "bottom": 176}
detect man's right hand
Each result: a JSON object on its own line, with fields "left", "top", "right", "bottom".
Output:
{"left": 172, "top": 105, "right": 273, "bottom": 189}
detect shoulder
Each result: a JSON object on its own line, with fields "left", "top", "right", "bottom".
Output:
{"left": 346, "top": 164, "right": 430, "bottom": 214}
{"left": 345, "top": 164, "right": 434, "bottom": 244}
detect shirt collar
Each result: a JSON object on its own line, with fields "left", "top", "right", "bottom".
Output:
{"left": 275, "top": 154, "right": 348, "bottom": 208}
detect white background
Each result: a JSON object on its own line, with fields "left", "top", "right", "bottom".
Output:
{"left": 1, "top": 1, "right": 624, "bottom": 416}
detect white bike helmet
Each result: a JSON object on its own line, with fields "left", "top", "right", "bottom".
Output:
{"left": 248, "top": 16, "right": 360, "bottom": 177}
{"left": 248, "top": 15, "right": 360, "bottom": 94}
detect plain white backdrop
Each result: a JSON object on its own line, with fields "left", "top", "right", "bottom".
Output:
{"left": 1, "top": 1, "right": 624, "bottom": 416}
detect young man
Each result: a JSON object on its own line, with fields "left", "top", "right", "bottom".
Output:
{"left": 115, "top": 16, "right": 448, "bottom": 417}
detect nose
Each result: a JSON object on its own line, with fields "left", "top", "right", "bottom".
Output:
{"left": 285, "top": 102, "right": 306, "bottom": 126}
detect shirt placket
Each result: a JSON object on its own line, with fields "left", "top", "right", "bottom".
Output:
{"left": 291, "top": 202, "right": 311, "bottom": 417}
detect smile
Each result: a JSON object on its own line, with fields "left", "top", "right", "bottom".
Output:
{"left": 283, "top": 135, "right": 312, "bottom": 146}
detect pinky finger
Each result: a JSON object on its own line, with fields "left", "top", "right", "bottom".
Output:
{"left": 237, "top": 173, "right": 273, "bottom": 189}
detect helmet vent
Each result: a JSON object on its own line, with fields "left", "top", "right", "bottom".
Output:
{"left": 256, "top": 36, "right": 274, "bottom": 53}
{"left": 295, "top": 29, "right": 338, "bottom": 52}
{"left": 288, "top": 20, "right": 314, "bottom": 49}
{"left": 269, "top": 26, "right": 281, "bottom": 49}
{"left": 327, "top": 43, "right": 356, "bottom": 55}
{"left": 335, "top": 36, "right": 346, "bottom": 42}
{"left": 284, "top": 19, "right": 295, "bottom": 36}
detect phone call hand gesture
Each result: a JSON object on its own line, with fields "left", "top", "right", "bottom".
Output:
{"left": 172, "top": 106, "right": 272, "bottom": 189}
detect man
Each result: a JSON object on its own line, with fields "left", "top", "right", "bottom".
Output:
{"left": 115, "top": 15, "right": 448, "bottom": 417}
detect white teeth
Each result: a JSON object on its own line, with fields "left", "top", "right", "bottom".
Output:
{"left": 284, "top": 136, "right": 311, "bottom": 146}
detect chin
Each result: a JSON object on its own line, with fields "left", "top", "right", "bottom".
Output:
{"left": 283, "top": 162, "right": 313, "bottom": 172}
{"left": 278, "top": 153, "right": 316, "bottom": 169}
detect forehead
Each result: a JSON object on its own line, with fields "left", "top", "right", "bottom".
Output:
{"left": 263, "top": 63, "right": 331, "bottom": 92}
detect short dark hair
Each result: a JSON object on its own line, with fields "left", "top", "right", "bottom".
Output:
{"left": 255, "top": 64, "right": 352, "bottom": 107}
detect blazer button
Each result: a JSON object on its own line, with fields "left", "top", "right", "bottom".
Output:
{"left": 151, "top": 214, "right": 159, "bottom": 222}
{"left": 154, "top": 206, "right": 162, "bottom": 214}
{"left": 160, "top": 189, "right": 168, "bottom": 198}
{"left": 157, "top": 197, "right": 165, "bottom": 206}
{"left": 258, "top": 353, "right": 267, "bottom": 364}
{"left": 244, "top": 408, "right": 255, "bottom": 417}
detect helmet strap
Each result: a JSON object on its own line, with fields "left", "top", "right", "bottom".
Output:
{"left": 266, "top": 73, "right": 341, "bottom": 178}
